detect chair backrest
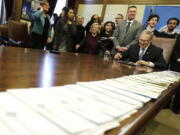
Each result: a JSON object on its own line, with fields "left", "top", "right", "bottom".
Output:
{"left": 0, "top": 24, "right": 8, "bottom": 38}
{"left": 8, "top": 19, "right": 29, "bottom": 47}
{"left": 152, "top": 37, "right": 176, "bottom": 64}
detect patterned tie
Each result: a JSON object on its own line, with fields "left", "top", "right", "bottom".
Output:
{"left": 126, "top": 22, "right": 131, "bottom": 33}
{"left": 139, "top": 48, "right": 145, "bottom": 60}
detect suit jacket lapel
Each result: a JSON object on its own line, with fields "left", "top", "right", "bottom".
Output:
{"left": 143, "top": 45, "right": 152, "bottom": 59}
{"left": 134, "top": 44, "right": 140, "bottom": 60}
{"left": 121, "top": 20, "right": 128, "bottom": 39}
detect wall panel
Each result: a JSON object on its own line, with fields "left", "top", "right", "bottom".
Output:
{"left": 104, "top": 5, "right": 128, "bottom": 22}
{"left": 79, "top": 0, "right": 180, "bottom": 4}
{"left": 77, "top": 4, "right": 103, "bottom": 25}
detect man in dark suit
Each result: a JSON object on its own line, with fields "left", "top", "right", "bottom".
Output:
{"left": 114, "top": 30, "right": 167, "bottom": 69}
{"left": 155, "top": 17, "right": 179, "bottom": 39}
{"left": 113, "top": 6, "right": 144, "bottom": 52}
{"left": 170, "top": 34, "right": 180, "bottom": 114}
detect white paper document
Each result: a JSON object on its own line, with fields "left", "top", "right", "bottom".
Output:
{"left": 8, "top": 89, "right": 97, "bottom": 134}
{"left": 0, "top": 92, "right": 69, "bottom": 135}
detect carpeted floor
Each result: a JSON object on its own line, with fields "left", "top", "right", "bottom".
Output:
{"left": 138, "top": 109, "right": 180, "bottom": 135}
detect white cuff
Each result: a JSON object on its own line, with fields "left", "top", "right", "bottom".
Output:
{"left": 148, "top": 62, "right": 155, "bottom": 67}
{"left": 177, "top": 58, "right": 180, "bottom": 61}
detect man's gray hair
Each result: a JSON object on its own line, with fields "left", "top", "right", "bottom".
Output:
{"left": 140, "top": 30, "right": 154, "bottom": 40}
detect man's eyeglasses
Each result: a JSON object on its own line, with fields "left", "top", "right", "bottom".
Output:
{"left": 139, "top": 39, "right": 150, "bottom": 43}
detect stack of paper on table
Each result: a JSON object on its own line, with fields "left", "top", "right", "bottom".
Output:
{"left": 0, "top": 93, "right": 69, "bottom": 135}
{"left": 0, "top": 71, "right": 178, "bottom": 135}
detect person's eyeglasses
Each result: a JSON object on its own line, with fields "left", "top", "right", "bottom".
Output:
{"left": 139, "top": 39, "right": 149, "bottom": 43}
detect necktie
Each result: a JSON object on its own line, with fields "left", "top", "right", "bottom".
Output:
{"left": 139, "top": 48, "right": 145, "bottom": 60}
{"left": 126, "top": 22, "right": 131, "bottom": 33}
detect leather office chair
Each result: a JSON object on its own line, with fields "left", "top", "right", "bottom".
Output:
{"left": 0, "top": 24, "right": 8, "bottom": 45}
{"left": 152, "top": 37, "right": 176, "bottom": 64}
{"left": 8, "top": 20, "right": 29, "bottom": 47}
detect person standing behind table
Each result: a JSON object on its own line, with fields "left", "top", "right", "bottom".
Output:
{"left": 145, "top": 14, "right": 160, "bottom": 36}
{"left": 76, "top": 23, "right": 100, "bottom": 55}
{"left": 30, "top": 0, "right": 52, "bottom": 49}
{"left": 156, "top": 17, "right": 179, "bottom": 39}
{"left": 114, "top": 30, "right": 167, "bottom": 69}
{"left": 74, "top": 15, "right": 85, "bottom": 53}
{"left": 85, "top": 14, "right": 100, "bottom": 35}
{"left": 53, "top": 8, "right": 76, "bottom": 53}
{"left": 98, "top": 21, "right": 115, "bottom": 57}
{"left": 113, "top": 6, "right": 144, "bottom": 53}
{"left": 115, "top": 14, "right": 124, "bottom": 26}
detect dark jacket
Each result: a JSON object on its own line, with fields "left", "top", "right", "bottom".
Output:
{"left": 154, "top": 31, "right": 178, "bottom": 39}
{"left": 98, "top": 32, "right": 114, "bottom": 56}
{"left": 170, "top": 34, "right": 180, "bottom": 72}
{"left": 74, "top": 24, "right": 85, "bottom": 45}
{"left": 54, "top": 19, "right": 76, "bottom": 52}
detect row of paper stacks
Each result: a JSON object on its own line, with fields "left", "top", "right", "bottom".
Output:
{"left": 0, "top": 71, "right": 179, "bottom": 135}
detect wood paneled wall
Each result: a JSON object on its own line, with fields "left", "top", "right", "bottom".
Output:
{"left": 11, "top": 0, "right": 23, "bottom": 21}
{"left": 78, "top": 0, "right": 180, "bottom": 4}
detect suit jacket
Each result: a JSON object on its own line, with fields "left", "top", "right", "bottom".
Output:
{"left": 121, "top": 44, "right": 167, "bottom": 69}
{"left": 170, "top": 34, "right": 180, "bottom": 72}
{"left": 31, "top": 10, "right": 52, "bottom": 38}
{"left": 113, "top": 20, "right": 144, "bottom": 48}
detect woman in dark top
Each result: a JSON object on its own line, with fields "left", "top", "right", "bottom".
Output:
{"left": 98, "top": 21, "right": 115, "bottom": 56}
{"left": 53, "top": 8, "right": 76, "bottom": 53}
{"left": 76, "top": 23, "right": 100, "bottom": 55}
{"left": 30, "top": 0, "right": 52, "bottom": 49}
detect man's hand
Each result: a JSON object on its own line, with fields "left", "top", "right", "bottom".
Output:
{"left": 177, "top": 58, "right": 180, "bottom": 63}
{"left": 40, "top": 7, "right": 43, "bottom": 12}
{"left": 105, "top": 50, "right": 110, "bottom": 54}
{"left": 67, "top": 20, "right": 73, "bottom": 24}
{"left": 75, "top": 44, "right": 80, "bottom": 50}
{"left": 162, "top": 27, "right": 168, "bottom": 33}
{"left": 47, "top": 37, "right": 52, "bottom": 43}
{"left": 136, "top": 60, "right": 149, "bottom": 66}
{"left": 116, "top": 47, "right": 127, "bottom": 52}
{"left": 114, "top": 53, "right": 122, "bottom": 59}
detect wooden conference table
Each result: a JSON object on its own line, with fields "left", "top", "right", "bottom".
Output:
{"left": 0, "top": 46, "right": 179, "bottom": 135}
